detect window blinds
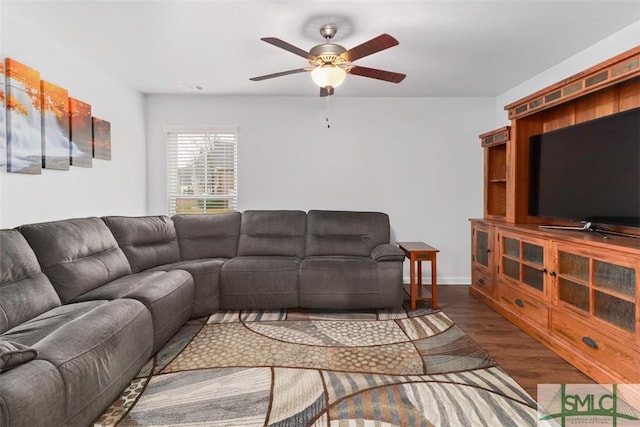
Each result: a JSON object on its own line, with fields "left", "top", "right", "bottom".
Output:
{"left": 167, "top": 129, "right": 237, "bottom": 215}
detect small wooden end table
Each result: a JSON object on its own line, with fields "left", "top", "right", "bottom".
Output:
{"left": 396, "top": 242, "right": 440, "bottom": 310}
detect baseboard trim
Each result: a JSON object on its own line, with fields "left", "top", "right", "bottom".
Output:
{"left": 402, "top": 276, "right": 470, "bottom": 285}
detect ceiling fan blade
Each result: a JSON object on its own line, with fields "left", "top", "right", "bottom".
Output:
{"left": 261, "top": 37, "right": 316, "bottom": 60}
{"left": 320, "top": 87, "right": 334, "bottom": 97}
{"left": 250, "top": 68, "right": 309, "bottom": 81}
{"left": 340, "top": 34, "right": 399, "bottom": 62}
{"left": 349, "top": 66, "right": 406, "bottom": 83}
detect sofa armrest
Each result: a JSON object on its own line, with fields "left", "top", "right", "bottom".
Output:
{"left": 0, "top": 339, "right": 37, "bottom": 373}
{"left": 370, "top": 244, "right": 406, "bottom": 262}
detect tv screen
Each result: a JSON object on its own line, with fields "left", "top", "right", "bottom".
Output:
{"left": 529, "top": 107, "right": 640, "bottom": 228}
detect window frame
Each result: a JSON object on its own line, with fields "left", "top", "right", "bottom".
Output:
{"left": 165, "top": 126, "right": 238, "bottom": 215}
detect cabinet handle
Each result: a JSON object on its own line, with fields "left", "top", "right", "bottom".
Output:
{"left": 487, "top": 249, "right": 491, "bottom": 253}
{"left": 515, "top": 299, "right": 525, "bottom": 308}
{"left": 478, "top": 278, "right": 485, "bottom": 285}
{"left": 549, "top": 271, "right": 557, "bottom": 277}
{"left": 539, "top": 268, "right": 548, "bottom": 273}
{"left": 581, "top": 336, "right": 599, "bottom": 350}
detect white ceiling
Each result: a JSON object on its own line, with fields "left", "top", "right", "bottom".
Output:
{"left": 3, "top": 0, "right": 640, "bottom": 97}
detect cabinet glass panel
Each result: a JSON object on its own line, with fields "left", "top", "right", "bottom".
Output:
{"left": 476, "top": 230, "right": 489, "bottom": 267}
{"left": 503, "top": 258, "right": 520, "bottom": 280}
{"left": 523, "top": 242, "right": 543, "bottom": 266}
{"left": 558, "top": 278, "right": 589, "bottom": 312}
{"left": 594, "top": 260, "right": 636, "bottom": 298}
{"left": 558, "top": 251, "right": 589, "bottom": 283}
{"left": 594, "top": 291, "right": 636, "bottom": 332}
{"left": 503, "top": 237, "right": 519, "bottom": 258}
{"left": 522, "top": 264, "right": 544, "bottom": 291}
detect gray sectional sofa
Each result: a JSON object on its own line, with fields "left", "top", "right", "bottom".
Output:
{"left": 0, "top": 210, "right": 405, "bottom": 426}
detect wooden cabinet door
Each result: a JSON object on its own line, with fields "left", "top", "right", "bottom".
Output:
{"left": 472, "top": 223, "right": 494, "bottom": 273}
{"left": 471, "top": 222, "right": 495, "bottom": 297}
{"left": 497, "top": 230, "right": 550, "bottom": 299}
{"left": 551, "top": 242, "right": 639, "bottom": 341}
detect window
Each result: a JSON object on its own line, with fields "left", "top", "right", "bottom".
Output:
{"left": 167, "top": 128, "right": 237, "bottom": 215}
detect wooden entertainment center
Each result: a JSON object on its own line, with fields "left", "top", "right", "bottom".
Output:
{"left": 470, "top": 46, "right": 640, "bottom": 388}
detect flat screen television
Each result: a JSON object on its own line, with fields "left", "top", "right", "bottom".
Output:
{"left": 529, "top": 107, "right": 640, "bottom": 228}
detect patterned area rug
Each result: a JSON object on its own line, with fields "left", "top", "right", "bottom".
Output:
{"left": 94, "top": 304, "right": 537, "bottom": 426}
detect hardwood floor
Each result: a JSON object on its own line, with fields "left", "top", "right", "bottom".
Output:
{"left": 435, "top": 285, "right": 593, "bottom": 400}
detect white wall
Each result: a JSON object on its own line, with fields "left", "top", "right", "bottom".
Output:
{"left": 495, "top": 20, "right": 640, "bottom": 126}
{"left": 0, "top": 9, "right": 147, "bottom": 228}
{"left": 146, "top": 95, "right": 493, "bottom": 284}
{"left": 4, "top": 10, "right": 631, "bottom": 284}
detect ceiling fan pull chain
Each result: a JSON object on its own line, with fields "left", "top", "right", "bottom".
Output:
{"left": 325, "top": 96, "right": 331, "bottom": 129}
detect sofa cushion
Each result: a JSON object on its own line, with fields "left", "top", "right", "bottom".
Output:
{"left": 221, "top": 256, "right": 299, "bottom": 309}
{"left": 305, "top": 210, "right": 391, "bottom": 257}
{"left": 150, "top": 259, "right": 224, "bottom": 316}
{"left": 299, "top": 256, "right": 380, "bottom": 309}
{"left": 2, "top": 300, "right": 107, "bottom": 346}
{"left": 0, "top": 299, "right": 152, "bottom": 426}
{"left": 0, "top": 339, "right": 37, "bottom": 372}
{"left": 0, "top": 303, "right": 105, "bottom": 426}
{"left": 103, "top": 215, "right": 181, "bottom": 273}
{"left": 18, "top": 218, "right": 131, "bottom": 303}
{"left": 173, "top": 212, "right": 241, "bottom": 260}
{"left": 237, "top": 210, "right": 306, "bottom": 258}
{"left": 0, "top": 229, "right": 62, "bottom": 334}
{"left": 73, "top": 270, "right": 194, "bottom": 352}
{"left": 34, "top": 299, "right": 153, "bottom": 426}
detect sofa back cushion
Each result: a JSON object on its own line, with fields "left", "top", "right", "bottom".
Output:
{"left": 0, "top": 230, "right": 62, "bottom": 334}
{"left": 173, "top": 213, "right": 241, "bottom": 260}
{"left": 103, "top": 215, "right": 181, "bottom": 273}
{"left": 18, "top": 218, "right": 131, "bottom": 303}
{"left": 305, "top": 210, "right": 391, "bottom": 257}
{"left": 237, "top": 210, "right": 306, "bottom": 258}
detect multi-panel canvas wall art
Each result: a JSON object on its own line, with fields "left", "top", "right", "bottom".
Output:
{"left": 5, "top": 58, "right": 42, "bottom": 174}
{"left": 92, "top": 117, "right": 111, "bottom": 160}
{"left": 69, "top": 97, "right": 92, "bottom": 167}
{"left": 0, "top": 62, "right": 6, "bottom": 167}
{"left": 1, "top": 57, "right": 112, "bottom": 173}
{"left": 41, "top": 80, "right": 70, "bottom": 170}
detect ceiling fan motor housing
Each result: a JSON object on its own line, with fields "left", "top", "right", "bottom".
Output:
{"left": 310, "top": 43, "right": 347, "bottom": 66}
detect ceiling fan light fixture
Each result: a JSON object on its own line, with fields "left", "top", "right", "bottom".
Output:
{"left": 311, "top": 65, "right": 347, "bottom": 89}
{"left": 251, "top": 24, "right": 405, "bottom": 96}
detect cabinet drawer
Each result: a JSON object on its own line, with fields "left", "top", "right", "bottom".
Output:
{"left": 551, "top": 309, "right": 640, "bottom": 383}
{"left": 497, "top": 281, "right": 548, "bottom": 329}
{"left": 471, "top": 267, "right": 494, "bottom": 297}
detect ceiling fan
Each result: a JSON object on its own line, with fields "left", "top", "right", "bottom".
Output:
{"left": 250, "top": 24, "right": 406, "bottom": 97}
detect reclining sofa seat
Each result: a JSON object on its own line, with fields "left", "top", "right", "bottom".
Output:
{"left": 0, "top": 229, "right": 152, "bottom": 427}
{"left": 18, "top": 217, "right": 193, "bottom": 353}
{"left": 220, "top": 210, "right": 306, "bottom": 309}
{"left": 300, "top": 210, "right": 406, "bottom": 308}
{"left": 103, "top": 213, "right": 241, "bottom": 316}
